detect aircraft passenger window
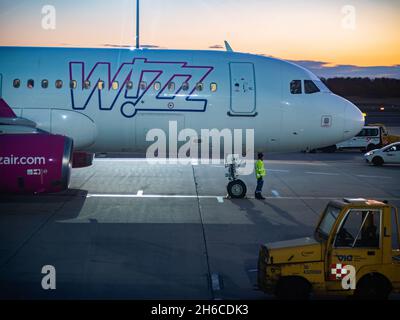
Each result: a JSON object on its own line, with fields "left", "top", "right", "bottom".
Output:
{"left": 98, "top": 81, "right": 104, "bottom": 90}
{"left": 13, "top": 79, "right": 21, "bottom": 88}
{"left": 27, "top": 79, "right": 34, "bottom": 89}
{"left": 140, "top": 81, "right": 147, "bottom": 90}
{"left": 196, "top": 82, "right": 204, "bottom": 92}
{"left": 70, "top": 80, "right": 77, "bottom": 89}
{"left": 55, "top": 80, "right": 63, "bottom": 89}
{"left": 84, "top": 80, "right": 91, "bottom": 89}
{"left": 126, "top": 81, "right": 133, "bottom": 90}
{"left": 334, "top": 210, "right": 381, "bottom": 248}
{"left": 112, "top": 81, "right": 119, "bottom": 90}
{"left": 167, "top": 82, "right": 175, "bottom": 92}
{"left": 154, "top": 82, "right": 161, "bottom": 91}
{"left": 41, "top": 80, "right": 48, "bottom": 89}
{"left": 304, "top": 80, "right": 320, "bottom": 94}
{"left": 210, "top": 83, "right": 217, "bottom": 92}
{"left": 290, "top": 80, "right": 302, "bottom": 94}
{"left": 181, "top": 82, "right": 189, "bottom": 91}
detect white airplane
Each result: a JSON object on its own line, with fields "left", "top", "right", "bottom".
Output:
{"left": 0, "top": 46, "right": 364, "bottom": 194}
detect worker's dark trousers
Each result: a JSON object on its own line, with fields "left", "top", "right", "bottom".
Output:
{"left": 255, "top": 178, "right": 264, "bottom": 194}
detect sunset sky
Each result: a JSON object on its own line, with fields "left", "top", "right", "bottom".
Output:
{"left": 1, "top": 0, "right": 399, "bottom": 77}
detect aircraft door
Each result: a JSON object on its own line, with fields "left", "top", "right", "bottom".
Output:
{"left": 229, "top": 63, "right": 256, "bottom": 115}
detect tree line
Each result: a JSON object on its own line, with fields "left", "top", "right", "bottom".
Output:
{"left": 321, "top": 78, "right": 400, "bottom": 98}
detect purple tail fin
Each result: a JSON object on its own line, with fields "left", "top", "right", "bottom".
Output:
{"left": 0, "top": 98, "right": 16, "bottom": 118}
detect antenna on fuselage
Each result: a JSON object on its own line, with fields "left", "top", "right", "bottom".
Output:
{"left": 135, "top": 0, "right": 140, "bottom": 49}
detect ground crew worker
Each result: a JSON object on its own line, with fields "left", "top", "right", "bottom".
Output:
{"left": 255, "top": 152, "right": 266, "bottom": 200}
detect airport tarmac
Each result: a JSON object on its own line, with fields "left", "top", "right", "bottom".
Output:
{"left": 0, "top": 151, "right": 399, "bottom": 300}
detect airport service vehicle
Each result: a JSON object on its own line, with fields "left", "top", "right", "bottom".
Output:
{"left": 0, "top": 46, "right": 364, "bottom": 194}
{"left": 319, "top": 124, "right": 400, "bottom": 153}
{"left": 336, "top": 126, "right": 382, "bottom": 152}
{"left": 364, "top": 142, "right": 400, "bottom": 166}
{"left": 368, "top": 123, "right": 400, "bottom": 146}
{"left": 258, "top": 198, "right": 400, "bottom": 299}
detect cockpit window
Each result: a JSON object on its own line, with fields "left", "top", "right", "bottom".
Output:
{"left": 290, "top": 80, "right": 302, "bottom": 94}
{"left": 304, "top": 80, "right": 320, "bottom": 94}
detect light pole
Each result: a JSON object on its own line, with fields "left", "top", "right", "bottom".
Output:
{"left": 135, "top": 0, "right": 140, "bottom": 49}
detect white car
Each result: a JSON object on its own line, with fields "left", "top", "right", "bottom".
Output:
{"left": 364, "top": 142, "right": 400, "bottom": 166}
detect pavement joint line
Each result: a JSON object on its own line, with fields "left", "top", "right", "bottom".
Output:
{"left": 268, "top": 169, "right": 290, "bottom": 173}
{"left": 274, "top": 172, "right": 327, "bottom": 218}
{"left": 356, "top": 175, "right": 393, "bottom": 179}
{"left": 305, "top": 171, "right": 341, "bottom": 176}
{"left": 323, "top": 161, "right": 396, "bottom": 197}
{"left": 211, "top": 273, "right": 221, "bottom": 291}
{"left": 0, "top": 196, "right": 71, "bottom": 271}
{"left": 77, "top": 172, "right": 96, "bottom": 190}
{"left": 191, "top": 165, "right": 214, "bottom": 300}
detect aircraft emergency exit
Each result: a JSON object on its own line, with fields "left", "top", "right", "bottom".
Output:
{"left": 0, "top": 46, "right": 364, "bottom": 193}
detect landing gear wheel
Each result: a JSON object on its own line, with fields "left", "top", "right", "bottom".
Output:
{"left": 227, "top": 180, "right": 247, "bottom": 199}
{"left": 372, "top": 156, "right": 384, "bottom": 166}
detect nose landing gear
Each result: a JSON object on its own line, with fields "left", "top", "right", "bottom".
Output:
{"left": 225, "top": 155, "right": 247, "bottom": 199}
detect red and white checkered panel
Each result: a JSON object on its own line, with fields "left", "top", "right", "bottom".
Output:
{"left": 329, "top": 263, "right": 349, "bottom": 280}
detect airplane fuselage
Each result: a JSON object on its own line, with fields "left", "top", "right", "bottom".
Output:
{"left": 0, "top": 47, "right": 364, "bottom": 154}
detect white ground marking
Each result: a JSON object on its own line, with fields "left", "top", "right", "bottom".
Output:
{"left": 137, "top": 190, "right": 143, "bottom": 196}
{"left": 217, "top": 197, "right": 224, "bottom": 203}
{"left": 211, "top": 273, "right": 221, "bottom": 291}
{"left": 85, "top": 194, "right": 400, "bottom": 201}
{"left": 267, "top": 160, "right": 328, "bottom": 166}
{"left": 271, "top": 190, "right": 281, "bottom": 198}
{"left": 247, "top": 269, "right": 258, "bottom": 273}
{"left": 356, "top": 175, "right": 393, "bottom": 179}
{"left": 94, "top": 158, "right": 191, "bottom": 164}
{"left": 95, "top": 158, "right": 153, "bottom": 162}
{"left": 268, "top": 169, "right": 290, "bottom": 173}
{"left": 87, "top": 194, "right": 201, "bottom": 199}
{"left": 305, "top": 171, "right": 340, "bottom": 176}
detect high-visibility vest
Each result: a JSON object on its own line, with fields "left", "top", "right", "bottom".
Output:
{"left": 255, "top": 159, "right": 266, "bottom": 179}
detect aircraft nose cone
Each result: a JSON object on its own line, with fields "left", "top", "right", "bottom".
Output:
{"left": 344, "top": 102, "right": 364, "bottom": 140}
